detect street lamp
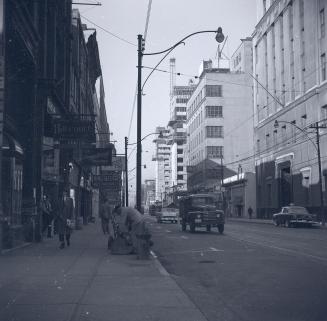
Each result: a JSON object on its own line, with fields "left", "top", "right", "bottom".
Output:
{"left": 125, "top": 131, "right": 163, "bottom": 207}
{"left": 274, "top": 119, "right": 326, "bottom": 225}
{"left": 136, "top": 27, "right": 225, "bottom": 211}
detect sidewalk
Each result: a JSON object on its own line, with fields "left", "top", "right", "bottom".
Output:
{"left": 0, "top": 221, "right": 207, "bottom": 321}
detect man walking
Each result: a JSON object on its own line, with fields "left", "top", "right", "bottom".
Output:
{"left": 99, "top": 198, "right": 112, "bottom": 235}
{"left": 248, "top": 206, "right": 253, "bottom": 219}
{"left": 57, "top": 191, "right": 74, "bottom": 249}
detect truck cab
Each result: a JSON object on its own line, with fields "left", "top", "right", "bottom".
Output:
{"left": 179, "top": 194, "right": 225, "bottom": 233}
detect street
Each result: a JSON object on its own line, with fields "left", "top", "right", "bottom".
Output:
{"left": 148, "top": 218, "right": 327, "bottom": 321}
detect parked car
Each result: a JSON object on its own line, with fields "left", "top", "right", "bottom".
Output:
{"left": 179, "top": 194, "right": 225, "bottom": 233}
{"left": 156, "top": 207, "right": 179, "bottom": 223}
{"left": 272, "top": 206, "right": 316, "bottom": 228}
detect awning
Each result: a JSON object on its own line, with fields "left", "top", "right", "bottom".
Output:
{"left": 2, "top": 133, "right": 24, "bottom": 156}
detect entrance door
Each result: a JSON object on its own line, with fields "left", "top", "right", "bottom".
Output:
{"left": 280, "top": 166, "right": 292, "bottom": 206}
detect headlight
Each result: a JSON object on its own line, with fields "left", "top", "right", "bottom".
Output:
{"left": 197, "top": 214, "right": 201, "bottom": 219}
{"left": 217, "top": 213, "right": 221, "bottom": 218}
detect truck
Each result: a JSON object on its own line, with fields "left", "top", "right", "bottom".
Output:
{"left": 179, "top": 194, "right": 225, "bottom": 234}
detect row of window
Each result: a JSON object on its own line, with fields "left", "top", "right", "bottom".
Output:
{"left": 189, "top": 106, "right": 223, "bottom": 134}
{"left": 206, "top": 146, "right": 224, "bottom": 158}
{"left": 176, "top": 98, "right": 188, "bottom": 104}
{"left": 188, "top": 85, "right": 223, "bottom": 119}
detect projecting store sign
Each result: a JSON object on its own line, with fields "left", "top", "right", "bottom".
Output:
{"left": 92, "top": 171, "right": 121, "bottom": 189}
{"left": 81, "top": 146, "right": 113, "bottom": 166}
{"left": 54, "top": 119, "right": 95, "bottom": 143}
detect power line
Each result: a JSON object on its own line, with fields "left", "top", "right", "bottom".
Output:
{"left": 80, "top": 14, "right": 136, "bottom": 47}
{"left": 127, "top": 0, "right": 153, "bottom": 139}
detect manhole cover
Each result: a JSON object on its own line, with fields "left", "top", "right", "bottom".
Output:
{"left": 198, "top": 260, "right": 215, "bottom": 264}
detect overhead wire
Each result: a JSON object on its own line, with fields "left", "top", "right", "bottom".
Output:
{"left": 127, "top": 0, "right": 153, "bottom": 139}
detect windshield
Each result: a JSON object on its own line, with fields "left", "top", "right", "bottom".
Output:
{"left": 289, "top": 207, "right": 309, "bottom": 214}
{"left": 191, "top": 197, "right": 215, "bottom": 206}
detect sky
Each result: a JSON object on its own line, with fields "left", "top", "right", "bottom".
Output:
{"left": 73, "top": 0, "right": 258, "bottom": 192}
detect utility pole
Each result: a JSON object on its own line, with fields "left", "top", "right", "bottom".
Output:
{"left": 309, "top": 122, "right": 326, "bottom": 226}
{"left": 124, "top": 137, "right": 128, "bottom": 207}
{"left": 136, "top": 34, "right": 143, "bottom": 212}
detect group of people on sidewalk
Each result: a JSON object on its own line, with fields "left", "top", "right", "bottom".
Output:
{"left": 100, "top": 199, "right": 153, "bottom": 257}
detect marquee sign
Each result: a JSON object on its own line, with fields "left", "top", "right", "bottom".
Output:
{"left": 54, "top": 119, "right": 95, "bottom": 143}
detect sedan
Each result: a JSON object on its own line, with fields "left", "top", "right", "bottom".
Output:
{"left": 157, "top": 208, "right": 179, "bottom": 224}
{"left": 272, "top": 206, "right": 316, "bottom": 228}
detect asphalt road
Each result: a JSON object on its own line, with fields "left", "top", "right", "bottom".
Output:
{"left": 147, "top": 217, "right": 327, "bottom": 321}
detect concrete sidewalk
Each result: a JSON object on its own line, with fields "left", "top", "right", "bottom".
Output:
{"left": 0, "top": 221, "right": 207, "bottom": 321}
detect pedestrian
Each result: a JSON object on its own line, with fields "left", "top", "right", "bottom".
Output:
{"left": 40, "top": 195, "right": 53, "bottom": 238}
{"left": 99, "top": 198, "right": 113, "bottom": 235}
{"left": 248, "top": 206, "right": 253, "bottom": 219}
{"left": 56, "top": 191, "right": 74, "bottom": 249}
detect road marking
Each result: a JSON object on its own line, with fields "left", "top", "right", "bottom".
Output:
{"left": 165, "top": 230, "right": 172, "bottom": 233}
{"left": 180, "top": 235, "right": 189, "bottom": 239}
{"left": 209, "top": 247, "right": 221, "bottom": 252}
{"left": 161, "top": 248, "right": 224, "bottom": 256}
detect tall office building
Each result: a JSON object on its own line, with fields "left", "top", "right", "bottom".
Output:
{"left": 152, "top": 127, "right": 171, "bottom": 202}
{"left": 254, "top": 0, "right": 327, "bottom": 218}
{"left": 186, "top": 53, "right": 254, "bottom": 193}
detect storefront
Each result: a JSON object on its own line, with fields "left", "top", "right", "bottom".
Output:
{"left": 1, "top": 133, "right": 24, "bottom": 248}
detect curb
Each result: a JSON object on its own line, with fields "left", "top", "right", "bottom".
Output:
{"left": 150, "top": 250, "right": 170, "bottom": 276}
{"left": 1, "top": 242, "right": 32, "bottom": 255}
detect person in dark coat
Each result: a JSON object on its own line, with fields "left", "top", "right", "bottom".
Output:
{"left": 57, "top": 191, "right": 74, "bottom": 249}
{"left": 248, "top": 206, "right": 253, "bottom": 219}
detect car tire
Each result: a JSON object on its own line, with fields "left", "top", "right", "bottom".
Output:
{"left": 190, "top": 221, "right": 196, "bottom": 233}
{"left": 273, "top": 219, "right": 280, "bottom": 227}
{"left": 285, "top": 220, "right": 292, "bottom": 228}
{"left": 206, "top": 225, "right": 211, "bottom": 232}
{"left": 218, "top": 224, "right": 224, "bottom": 234}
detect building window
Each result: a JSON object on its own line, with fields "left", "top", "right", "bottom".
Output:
{"left": 206, "top": 126, "right": 223, "bottom": 138}
{"left": 177, "top": 174, "right": 184, "bottom": 180}
{"left": 291, "top": 120, "right": 296, "bottom": 143}
{"left": 177, "top": 149, "right": 183, "bottom": 154}
{"left": 177, "top": 166, "right": 183, "bottom": 171}
{"left": 205, "top": 85, "right": 222, "bottom": 97}
{"left": 321, "top": 9, "right": 325, "bottom": 38}
{"left": 205, "top": 106, "right": 223, "bottom": 118}
{"left": 206, "top": 146, "right": 223, "bottom": 158}
{"left": 177, "top": 157, "right": 183, "bottom": 163}
{"left": 321, "top": 53, "right": 326, "bottom": 81}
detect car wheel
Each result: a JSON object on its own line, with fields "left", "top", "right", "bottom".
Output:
{"left": 190, "top": 221, "right": 196, "bottom": 233}
{"left": 273, "top": 219, "right": 280, "bottom": 227}
{"left": 206, "top": 225, "right": 211, "bottom": 232}
{"left": 181, "top": 220, "right": 186, "bottom": 231}
{"left": 218, "top": 224, "right": 224, "bottom": 234}
{"left": 285, "top": 220, "right": 292, "bottom": 228}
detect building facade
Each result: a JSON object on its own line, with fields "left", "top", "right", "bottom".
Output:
{"left": 153, "top": 126, "right": 170, "bottom": 203}
{"left": 167, "top": 82, "right": 195, "bottom": 202}
{"left": 254, "top": 0, "right": 327, "bottom": 219}
{"left": 186, "top": 57, "right": 254, "bottom": 192}
{"left": 0, "top": 2, "right": 110, "bottom": 249}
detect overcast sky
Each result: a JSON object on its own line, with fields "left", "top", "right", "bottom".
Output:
{"left": 74, "top": 0, "right": 258, "bottom": 190}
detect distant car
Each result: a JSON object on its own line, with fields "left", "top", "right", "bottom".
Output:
{"left": 272, "top": 206, "right": 316, "bottom": 228}
{"left": 149, "top": 205, "right": 156, "bottom": 216}
{"left": 157, "top": 207, "right": 179, "bottom": 224}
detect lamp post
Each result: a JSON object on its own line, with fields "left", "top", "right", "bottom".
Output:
{"left": 274, "top": 119, "right": 326, "bottom": 225}
{"left": 125, "top": 132, "right": 162, "bottom": 208}
{"left": 136, "top": 27, "right": 225, "bottom": 211}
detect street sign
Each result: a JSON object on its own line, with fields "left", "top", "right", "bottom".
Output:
{"left": 81, "top": 146, "right": 113, "bottom": 166}
{"left": 54, "top": 119, "right": 95, "bottom": 142}
{"left": 92, "top": 171, "right": 121, "bottom": 188}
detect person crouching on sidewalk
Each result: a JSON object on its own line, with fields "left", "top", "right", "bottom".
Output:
{"left": 57, "top": 191, "right": 74, "bottom": 249}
